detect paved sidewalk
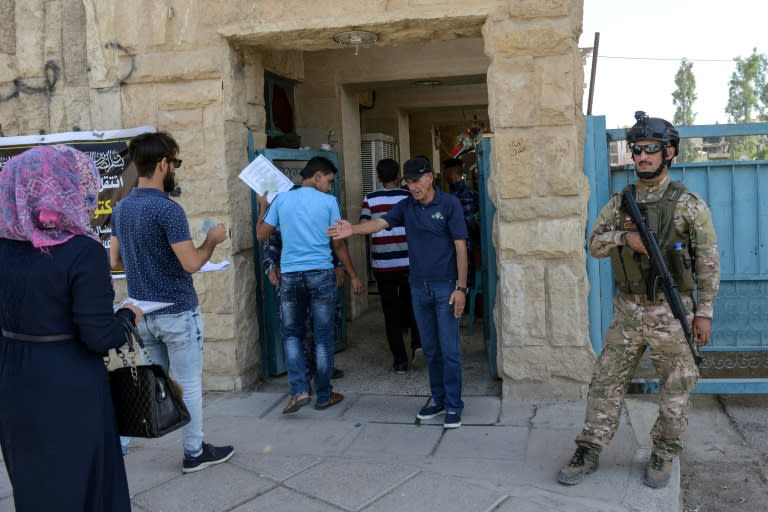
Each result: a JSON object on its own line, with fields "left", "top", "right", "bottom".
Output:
{"left": 0, "top": 393, "right": 681, "bottom": 512}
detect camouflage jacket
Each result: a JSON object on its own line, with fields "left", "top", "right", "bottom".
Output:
{"left": 589, "top": 175, "right": 720, "bottom": 318}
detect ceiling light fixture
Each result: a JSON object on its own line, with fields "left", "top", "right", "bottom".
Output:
{"left": 411, "top": 80, "right": 443, "bottom": 88}
{"left": 332, "top": 30, "right": 378, "bottom": 56}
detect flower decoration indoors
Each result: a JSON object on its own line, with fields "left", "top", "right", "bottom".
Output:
{"left": 449, "top": 121, "right": 485, "bottom": 158}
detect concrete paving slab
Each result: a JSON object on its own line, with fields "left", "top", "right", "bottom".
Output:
{"left": 462, "top": 395, "right": 502, "bottom": 424}
{"left": 283, "top": 460, "right": 418, "bottom": 511}
{"left": 231, "top": 454, "right": 322, "bottom": 482}
{"left": 532, "top": 425, "right": 640, "bottom": 504}
{"left": 416, "top": 458, "right": 531, "bottom": 489}
{"left": 0, "top": 465, "right": 10, "bottom": 499}
{"left": 262, "top": 392, "right": 356, "bottom": 421}
{"left": 499, "top": 400, "right": 534, "bottom": 426}
{"left": 342, "top": 394, "right": 428, "bottom": 424}
{"left": 624, "top": 397, "right": 659, "bottom": 448}
{"left": 200, "top": 416, "right": 361, "bottom": 456}
{"left": 230, "top": 486, "right": 347, "bottom": 512}
{"left": 203, "top": 391, "right": 284, "bottom": 418}
{"left": 0, "top": 496, "right": 12, "bottom": 512}
{"left": 364, "top": 472, "right": 507, "bottom": 512}
{"left": 124, "top": 448, "right": 183, "bottom": 495}
{"left": 132, "top": 463, "right": 275, "bottom": 512}
{"left": 435, "top": 426, "right": 528, "bottom": 460}
{"left": 343, "top": 423, "right": 442, "bottom": 458}
{"left": 532, "top": 400, "right": 589, "bottom": 429}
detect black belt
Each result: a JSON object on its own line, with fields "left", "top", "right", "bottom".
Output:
{"left": 1, "top": 329, "right": 72, "bottom": 342}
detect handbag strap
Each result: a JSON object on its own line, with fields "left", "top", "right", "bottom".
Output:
{"left": 106, "top": 315, "right": 156, "bottom": 369}
{"left": 119, "top": 315, "right": 145, "bottom": 351}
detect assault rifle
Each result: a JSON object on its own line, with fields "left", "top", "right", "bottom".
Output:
{"left": 623, "top": 189, "right": 703, "bottom": 366}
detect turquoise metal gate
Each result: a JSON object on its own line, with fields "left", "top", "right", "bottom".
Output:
{"left": 585, "top": 116, "right": 768, "bottom": 393}
{"left": 477, "top": 137, "right": 499, "bottom": 377}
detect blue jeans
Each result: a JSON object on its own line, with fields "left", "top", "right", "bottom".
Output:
{"left": 135, "top": 307, "right": 205, "bottom": 456}
{"left": 280, "top": 269, "right": 337, "bottom": 403}
{"left": 410, "top": 280, "right": 464, "bottom": 413}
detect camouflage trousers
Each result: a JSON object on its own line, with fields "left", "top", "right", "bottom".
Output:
{"left": 576, "top": 293, "right": 699, "bottom": 460}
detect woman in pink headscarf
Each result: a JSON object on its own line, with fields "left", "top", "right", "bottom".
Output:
{"left": 0, "top": 145, "right": 141, "bottom": 512}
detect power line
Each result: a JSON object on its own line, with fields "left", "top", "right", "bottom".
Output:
{"left": 597, "top": 55, "right": 736, "bottom": 62}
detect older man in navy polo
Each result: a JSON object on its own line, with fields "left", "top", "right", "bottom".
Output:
{"left": 328, "top": 156, "right": 468, "bottom": 428}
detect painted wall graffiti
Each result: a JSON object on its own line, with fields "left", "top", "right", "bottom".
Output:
{"left": 0, "top": 41, "right": 136, "bottom": 105}
{"left": 0, "top": 60, "right": 60, "bottom": 103}
{"left": 98, "top": 41, "right": 136, "bottom": 93}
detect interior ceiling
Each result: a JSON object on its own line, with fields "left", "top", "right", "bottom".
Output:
{"left": 346, "top": 74, "right": 487, "bottom": 92}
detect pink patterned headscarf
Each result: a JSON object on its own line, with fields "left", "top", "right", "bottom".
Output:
{"left": 0, "top": 145, "right": 100, "bottom": 248}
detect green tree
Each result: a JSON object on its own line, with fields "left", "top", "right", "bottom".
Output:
{"left": 725, "top": 49, "right": 768, "bottom": 160}
{"left": 725, "top": 48, "right": 767, "bottom": 123}
{"left": 672, "top": 58, "right": 697, "bottom": 161}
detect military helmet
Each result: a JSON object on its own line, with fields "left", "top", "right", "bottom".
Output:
{"left": 626, "top": 111, "right": 679, "bottom": 156}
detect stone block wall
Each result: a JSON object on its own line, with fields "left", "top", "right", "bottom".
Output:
{"left": 0, "top": 0, "right": 594, "bottom": 398}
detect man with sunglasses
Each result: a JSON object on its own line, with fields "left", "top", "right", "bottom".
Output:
{"left": 110, "top": 131, "right": 235, "bottom": 473}
{"left": 558, "top": 112, "right": 720, "bottom": 489}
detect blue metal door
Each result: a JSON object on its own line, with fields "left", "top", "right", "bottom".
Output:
{"left": 247, "top": 133, "right": 347, "bottom": 376}
{"left": 477, "top": 138, "right": 499, "bottom": 378}
{"left": 584, "top": 116, "right": 768, "bottom": 393}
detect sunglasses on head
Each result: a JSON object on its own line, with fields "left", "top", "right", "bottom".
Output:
{"left": 169, "top": 157, "right": 182, "bottom": 168}
{"left": 630, "top": 143, "right": 663, "bottom": 155}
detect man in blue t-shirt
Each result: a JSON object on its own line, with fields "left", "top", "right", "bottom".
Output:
{"left": 110, "top": 131, "right": 234, "bottom": 473}
{"left": 329, "top": 156, "right": 468, "bottom": 429}
{"left": 256, "top": 156, "right": 362, "bottom": 415}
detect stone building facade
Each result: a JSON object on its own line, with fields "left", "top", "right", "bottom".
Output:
{"left": 0, "top": 0, "right": 594, "bottom": 399}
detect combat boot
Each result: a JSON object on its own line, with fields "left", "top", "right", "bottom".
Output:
{"left": 557, "top": 445, "right": 601, "bottom": 485}
{"left": 643, "top": 453, "right": 673, "bottom": 488}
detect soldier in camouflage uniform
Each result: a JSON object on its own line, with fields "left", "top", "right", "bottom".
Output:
{"left": 558, "top": 112, "right": 720, "bottom": 489}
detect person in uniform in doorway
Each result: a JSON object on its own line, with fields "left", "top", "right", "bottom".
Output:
{"left": 557, "top": 112, "right": 720, "bottom": 489}
{"left": 329, "top": 156, "right": 468, "bottom": 429}
{"left": 359, "top": 158, "right": 421, "bottom": 374}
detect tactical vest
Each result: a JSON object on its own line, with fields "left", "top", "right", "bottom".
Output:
{"left": 609, "top": 181, "right": 695, "bottom": 297}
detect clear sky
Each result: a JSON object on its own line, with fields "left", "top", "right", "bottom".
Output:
{"left": 580, "top": 0, "right": 766, "bottom": 129}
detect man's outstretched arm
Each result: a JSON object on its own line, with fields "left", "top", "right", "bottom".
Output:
{"left": 328, "top": 218, "right": 389, "bottom": 240}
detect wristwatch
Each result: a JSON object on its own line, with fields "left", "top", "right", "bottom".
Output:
{"left": 454, "top": 285, "right": 469, "bottom": 294}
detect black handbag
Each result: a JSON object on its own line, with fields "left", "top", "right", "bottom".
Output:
{"left": 107, "top": 316, "right": 191, "bottom": 438}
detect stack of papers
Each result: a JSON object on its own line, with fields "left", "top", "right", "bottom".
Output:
{"left": 238, "top": 154, "right": 294, "bottom": 203}
{"left": 113, "top": 297, "right": 173, "bottom": 314}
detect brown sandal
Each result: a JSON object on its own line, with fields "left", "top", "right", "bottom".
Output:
{"left": 315, "top": 392, "right": 344, "bottom": 410}
{"left": 282, "top": 393, "right": 310, "bottom": 414}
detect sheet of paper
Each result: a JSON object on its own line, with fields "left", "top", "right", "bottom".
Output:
{"left": 111, "top": 260, "right": 230, "bottom": 280}
{"left": 114, "top": 297, "right": 174, "bottom": 314}
{"left": 238, "top": 154, "right": 294, "bottom": 203}
{"left": 199, "top": 260, "right": 230, "bottom": 272}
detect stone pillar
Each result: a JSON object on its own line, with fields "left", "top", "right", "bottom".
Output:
{"left": 483, "top": 0, "right": 594, "bottom": 399}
